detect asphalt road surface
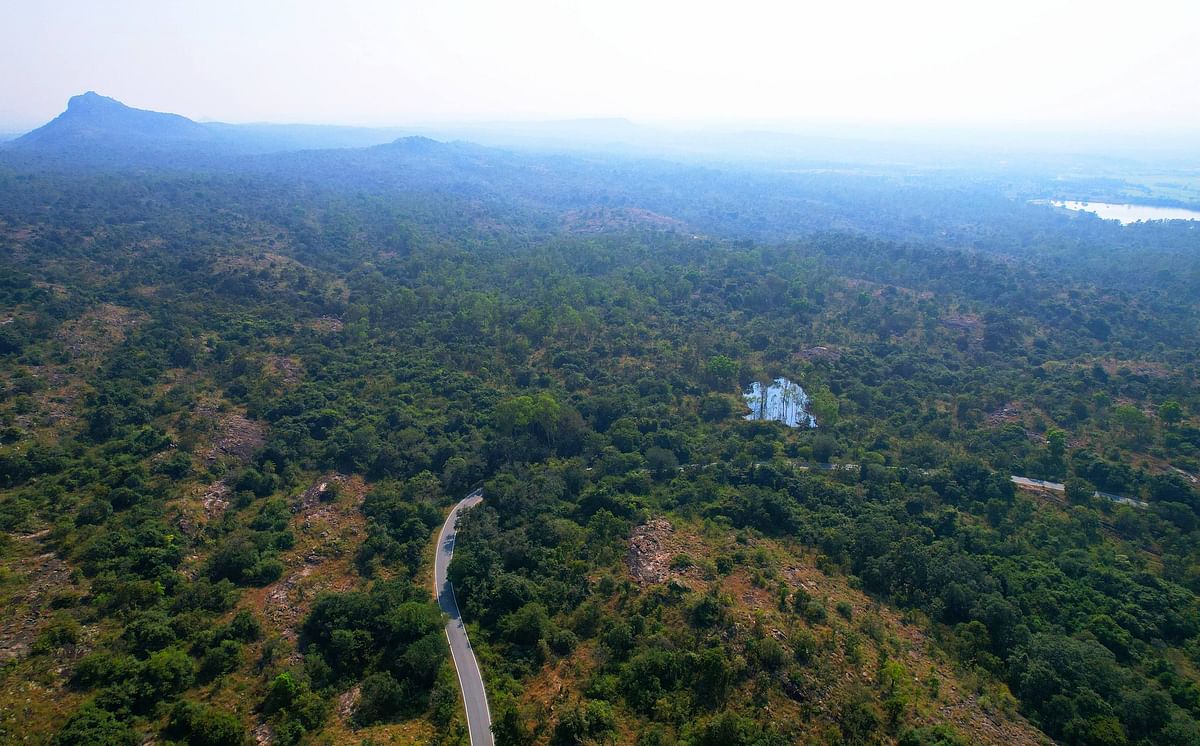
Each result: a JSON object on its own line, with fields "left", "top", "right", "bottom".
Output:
{"left": 434, "top": 489, "right": 493, "bottom": 746}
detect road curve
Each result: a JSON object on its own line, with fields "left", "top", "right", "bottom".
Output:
{"left": 434, "top": 489, "right": 493, "bottom": 746}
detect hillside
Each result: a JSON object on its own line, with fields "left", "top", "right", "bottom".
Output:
{"left": 12, "top": 91, "right": 214, "bottom": 151}
{"left": 1, "top": 99, "right": 1200, "bottom": 746}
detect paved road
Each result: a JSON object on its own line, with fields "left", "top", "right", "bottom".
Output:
{"left": 434, "top": 489, "right": 493, "bottom": 746}
{"left": 1011, "top": 475, "right": 1148, "bottom": 508}
{"left": 1011, "top": 475, "right": 1066, "bottom": 492}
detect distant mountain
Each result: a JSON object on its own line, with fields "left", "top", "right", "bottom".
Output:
{"left": 4, "top": 92, "right": 411, "bottom": 161}
{"left": 12, "top": 91, "right": 214, "bottom": 151}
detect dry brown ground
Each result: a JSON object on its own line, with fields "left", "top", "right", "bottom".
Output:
{"left": 516, "top": 517, "right": 1050, "bottom": 746}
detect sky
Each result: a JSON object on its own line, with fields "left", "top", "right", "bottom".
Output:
{"left": 2, "top": 0, "right": 1198, "bottom": 134}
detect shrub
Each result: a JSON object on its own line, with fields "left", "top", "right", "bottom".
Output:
{"left": 200, "top": 639, "right": 243, "bottom": 680}
{"left": 53, "top": 704, "right": 138, "bottom": 746}
{"left": 141, "top": 647, "right": 195, "bottom": 701}
{"left": 356, "top": 671, "right": 405, "bottom": 725}
{"left": 33, "top": 612, "right": 82, "bottom": 654}
{"left": 898, "top": 725, "right": 970, "bottom": 746}
{"left": 166, "top": 700, "right": 246, "bottom": 746}
{"left": 227, "top": 610, "right": 263, "bottom": 642}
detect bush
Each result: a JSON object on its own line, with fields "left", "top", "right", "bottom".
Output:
{"left": 550, "top": 627, "right": 578, "bottom": 655}
{"left": 33, "top": 612, "right": 82, "bottom": 654}
{"left": 71, "top": 651, "right": 140, "bottom": 690}
{"left": 748, "top": 637, "right": 786, "bottom": 671}
{"left": 791, "top": 628, "right": 817, "bottom": 663}
{"left": 226, "top": 610, "right": 263, "bottom": 642}
{"left": 141, "top": 647, "right": 195, "bottom": 701}
{"left": 166, "top": 700, "right": 246, "bottom": 746}
{"left": 200, "top": 639, "right": 243, "bottom": 680}
{"left": 899, "top": 725, "right": 970, "bottom": 746}
{"left": 264, "top": 672, "right": 299, "bottom": 714}
{"left": 124, "top": 611, "right": 176, "bottom": 655}
{"left": 53, "top": 704, "right": 138, "bottom": 746}
{"left": 356, "top": 671, "right": 405, "bottom": 725}
{"left": 552, "top": 700, "right": 616, "bottom": 745}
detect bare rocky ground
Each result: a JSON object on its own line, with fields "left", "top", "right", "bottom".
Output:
{"left": 254, "top": 475, "right": 366, "bottom": 644}
{"left": 941, "top": 313, "right": 983, "bottom": 336}
{"left": 54, "top": 303, "right": 148, "bottom": 362}
{"left": 560, "top": 207, "right": 685, "bottom": 233}
{"left": 985, "top": 401, "right": 1025, "bottom": 427}
{"left": 265, "top": 355, "right": 303, "bottom": 386}
{"left": 197, "top": 407, "right": 267, "bottom": 466}
{"left": 797, "top": 345, "right": 841, "bottom": 362}
{"left": 627, "top": 518, "right": 707, "bottom": 589}
{"left": 0, "top": 544, "right": 77, "bottom": 664}
{"left": 175, "top": 405, "right": 269, "bottom": 534}
{"left": 305, "top": 316, "right": 344, "bottom": 333}
{"left": 247, "top": 475, "right": 369, "bottom": 743}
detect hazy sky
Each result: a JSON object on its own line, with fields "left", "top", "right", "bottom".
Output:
{"left": 3, "top": 0, "right": 1198, "bottom": 132}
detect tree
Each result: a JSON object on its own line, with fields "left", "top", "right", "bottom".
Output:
{"left": 1065, "top": 477, "right": 1095, "bottom": 506}
{"left": 699, "top": 394, "right": 734, "bottom": 422}
{"left": 142, "top": 647, "right": 195, "bottom": 701}
{"left": 704, "top": 355, "right": 738, "bottom": 390}
{"left": 166, "top": 700, "right": 245, "bottom": 746}
{"left": 53, "top": 704, "right": 138, "bottom": 746}
{"left": 812, "top": 435, "right": 836, "bottom": 464}
{"left": 645, "top": 447, "right": 679, "bottom": 479}
{"left": 1160, "top": 400, "right": 1184, "bottom": 427}
{"left": 809, "top": 388, "right": 839, "bottom": 426}
{"left": 356, "top": 672, "right": 405, "bottom": 725}
{"left": 1112, "top": 404, "right": 1152, "bottom": 448}
{"left": 1047, "top": 428, "right": 1067, "bottom": 461}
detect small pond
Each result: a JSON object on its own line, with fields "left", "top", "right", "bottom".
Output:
{"left": 744, "top": 377, "right": 817, "bottom": 428}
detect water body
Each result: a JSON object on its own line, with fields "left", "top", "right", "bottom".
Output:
{"left": 1050, "top": 200, "right": 1200, "bottom": 225}
{"left": 744, "top": 377, "right": 817, "bottom": 428}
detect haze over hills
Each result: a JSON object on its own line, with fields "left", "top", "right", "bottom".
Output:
{"left": 5, "top": 92, "right": 1199, "bottom": 284}
{"left": 7, "top": 91, "right": 410, "bottom": 156}
{"left": 11, "top": 92, "right": 1200, "bottom": 177}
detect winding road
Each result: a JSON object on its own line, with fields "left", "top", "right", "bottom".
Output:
{"left": 434, "top": 489, "right": 493, "bottom": 746}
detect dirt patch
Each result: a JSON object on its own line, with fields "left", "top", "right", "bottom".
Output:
{"left": 627, "top": 519, "right": 707, "bottom": 589}
{"left": 197, "top": 407, "right": 267, "bottom": 466}
{"left": 266, "top": 356, "right": 303, "bottom": 386}
{"left": 941, "top": 313, "right": 981, "bottom": 331}
{"left": 985, "top": 401, "right": 1024, "bottom": 427}
{"left": 560, "top": 207, "right": 684, "bottom": 233}
{"left": 797, "top": 345, "right": 840, "bottom": 362}
{"left": 252, "top": 475, "right": 367, "bottom": 641}
{"left": 305, "top": 316, "right": 344, "bottom": 333}
{"left": 54, "top": 304, "right": 147, "bottom": 361}
{"left": 0, "top": 551, "right": 75, "bottom": 663}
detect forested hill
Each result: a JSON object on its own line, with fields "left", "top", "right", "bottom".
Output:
{"left": 6, "top": 94, "right": 1200, "bottom": 296}
{"left": 2, "top": 99, "right": 1200, "bottom": 745}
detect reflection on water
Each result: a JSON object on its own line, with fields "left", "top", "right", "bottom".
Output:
{"left": 1050, "top": 200, "right": 1200, "bottom": 225}
{"left": 744, "top": 377, "right": 817, "bottom": 428}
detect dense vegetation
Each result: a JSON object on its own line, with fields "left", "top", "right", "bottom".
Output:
{"left": 1, "top": 126, "right": 1199, "bottom": 746}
